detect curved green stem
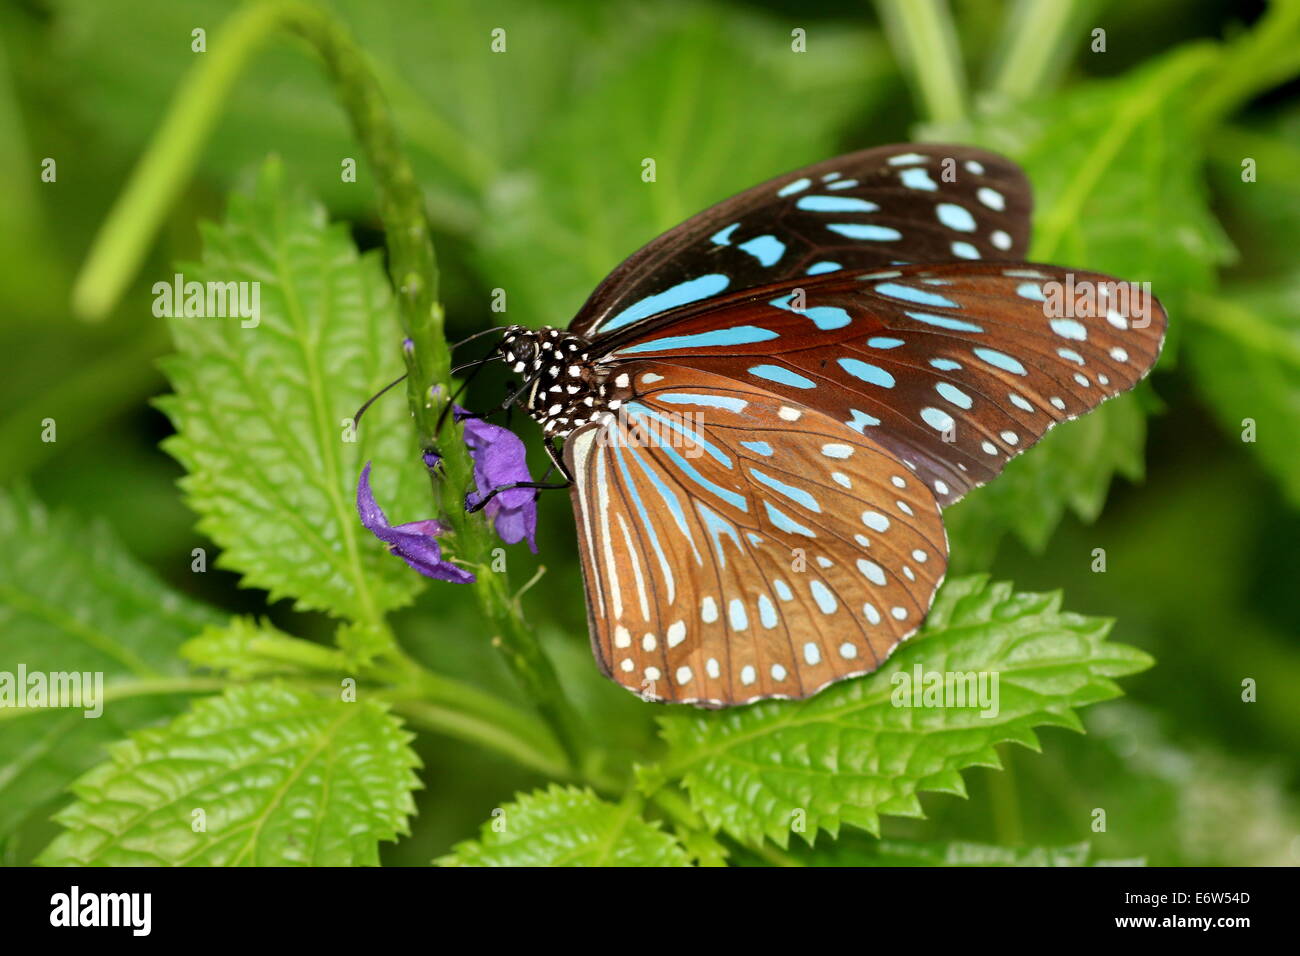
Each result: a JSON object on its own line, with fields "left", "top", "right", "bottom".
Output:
{"left": 987, "top": 0, "right": 1084, "bottom": 101}
{"left": 71, "top": 0, "right": 590, "bottom": 777}
{"left": 874, "top": 0, "right": 968, "bottom": 125}
{"left": 71, "top": 0, "right": 290, "bottom": 321}
{"left": 279, "top": 3, "right": 589, "bottom": 775}
{"left": 1184, "top": 292, "right": 1300, "bottom": 369}
{"left": 1191, "top": 0, "right": 1300, "bottom": 134}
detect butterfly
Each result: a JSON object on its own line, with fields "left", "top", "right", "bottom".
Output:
{"left": 489, "top": 144, "right": 1165, "bottom": 708}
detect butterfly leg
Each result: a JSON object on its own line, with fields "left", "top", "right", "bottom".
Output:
{"left": 544, "top": 436, "right": 574, "bottom": 483}
{"left": 467, "top": 478, "right": 572, "bottom": 514}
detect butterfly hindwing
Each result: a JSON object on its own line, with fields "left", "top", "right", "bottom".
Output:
{"left": 590, "top": 261, "right": 1166, "bottom": 508}
{"left": 565, "top": 367, "right": 948, "bottom": 706}
{"left": 570, "top": 144, "right": 1033, "bottom": 341}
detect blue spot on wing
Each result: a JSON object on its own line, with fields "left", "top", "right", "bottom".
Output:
{"left": 935, "top": 382, "right": 973, "bottom": 409}
{"left": 710, "top": 222, "right": 740, "bottom": 246}
{"left": 655, "top": 393, "right": 748, "bottom": 412}
{"left": 936, "top": 203, "right": 977, "bottom": 232}
{"left": 921, "top": 407, "right": 955, "bottom": 431}
{"left": 749, "top": 365, "right": 816, "bottom": 389}
{"left": 602, "top": 273, "right": 730, "bottom": 331}
{"left": 740, "top": 441, "right": 773, "bottom": 456}
{"left": 618, "top": 325, "right": 778, "bottom": 354}
{"left": 973, "top": 347, "right": 1028, "bottom": 375}
{"left": 796, "top": 195, "right": 879, "bottom": 212}
{"left": 1051, "top": 319, "right": 1087, "bottom": 340}
{"left": 749, "top": 468, "right": 821, "bottom": 512}
{"left": 846, "top": 409, "right": 881, "bottom": 431}
{"left": 698, "top": 502, "right": 743, "bottom": 569}
{"left": 899, "top": 167, "right": 938, "bottom": 190}
{"left": 827, "top": 223, "right": 902, "bottom": 241}
{"left": 872, "top": 282, "right": 959, "bottom": 308}
{"left": 802, "top": 306, "right": 852, "bottom": 330}
{"left": 728, "top": 598, "right": 748, "bottom": 630}
{"left": 738, "top": 234, "right": 786, "bottom": 267}
{"left": 809, "top": 580, "right": 837, "bottom": 614}
{"left": 904, "top": 310, "right": 984, "bottom": 333}
{"left": 838, "top": 358, "right": 895, "bottom": 388}
{"left": 764, "top": 501, "right": 816, "bottom": 537}
{"left": 777, "top": 177, "right": 811, "bottom": 197}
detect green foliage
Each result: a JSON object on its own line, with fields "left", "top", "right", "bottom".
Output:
{"left": 932, "top": 48, "right": 1236, "bottom": 558}
{"left": 655, "top": 576, "right": 1151, "bottom": 848}
{"left": 440, "top": 786, "right": 691, "bottom": 867}
{"left": 476, "top": 6, "right": 885, "bottom": 327}
{"left": 38, "top": 684, "right": 420, "bottom": 866}
{"left": 0, "top": 0, "right": 1296, "bottom": 869}
{"left": 0, "top": 487, "right": 222, "bottom": 840}
{"left": 1186, "top": 284, "right": 1300, "bottom": 507}
{"left": 156, "top": 159, "right": 426, "bottom": 624}
{"left": 181, "top": 617, "right": 349, "bottom": 678}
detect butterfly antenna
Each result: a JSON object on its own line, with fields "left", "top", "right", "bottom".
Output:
{"left": 353, "top": 372, "right": 409, "bottom": 427}
{"left": 451, "top": 326, "right": 511, "bottom": 351}
{"left": 435, "top": 338, "right": 507, "bottom": 434}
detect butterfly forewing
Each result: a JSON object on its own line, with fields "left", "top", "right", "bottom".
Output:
{"left": 591, "top": 262, "right": 1166, "bottom": 507}
{"left": 565, "top": 368, "right": 948, "bottom": 706}
{"left": 570, "top": 145, "right": 1033, "bottom": 341}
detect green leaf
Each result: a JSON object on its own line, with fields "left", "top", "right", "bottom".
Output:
{"left": 656, "top": 576, "right": 1152, "bottom": 849}
{"left": 1185, "top": 285, "right": 1300, "bottom": 508}
{"left": 476, "top": 8, "right": 886, "bottom": 327}
{"left": 439, "top": 785, "right": 691, "bottom": 867}
{"left": 181, "top": 617, "right": 349, "bottom": 678}
{"left": 156, "top": 158, "right": 428, "bottom": 625}
{"left": 945, "top": 396, "right": 1148, "bottom": 563}
{"left": 38, "top": 684, "right": 420, "bottom": 866}
{"left": 924, "top": 48, "right": 1234, "bottom": 555}
{"left": 0, "top": 487, "right": 223, "bottom": 844}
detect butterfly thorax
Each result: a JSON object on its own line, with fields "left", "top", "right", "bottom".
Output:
{"left": 502, "top": 325, "right": 619, "bottom": 439}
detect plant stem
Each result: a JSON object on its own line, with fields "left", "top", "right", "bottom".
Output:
{"left": 71, "top": 0, "right": 290, "bottom": 321}
{"left": 70, "top": 0, "right": 589, "bottom": 777}
{"left": 987, "top": 0, "right": 1083, "bottom": 101}
{"left": 874, "top": 0, "right": 968, "bottom": 125}
{"left": 267, "top": 2, "right": 591, "bottom": 775}
{"left": 1191, "top": 0, "right": 1300, "bottom": 134}
{"left": 1184, "top": 292, "right": 1300, "bottom": 368}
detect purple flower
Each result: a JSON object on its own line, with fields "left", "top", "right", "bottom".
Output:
{"left": 356, "top": 462, "right": 475, "bottom": 583}
{"left": 456, "top": 409, "right": 538, "bottom": 553}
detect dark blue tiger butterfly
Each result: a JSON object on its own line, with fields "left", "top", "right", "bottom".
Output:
{"left": 494, "top": 144, "right": 1165, "bottom": 707}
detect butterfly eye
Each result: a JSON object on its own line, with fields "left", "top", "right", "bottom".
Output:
{"left": 508, "top": 338, "right": 536, "bottom": 369}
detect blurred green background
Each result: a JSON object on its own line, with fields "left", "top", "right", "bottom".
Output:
{"left": 0, "top": 0, "right": 1297, "bottom": 865}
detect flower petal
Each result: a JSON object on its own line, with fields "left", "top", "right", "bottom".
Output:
{"left": 356, "top": 461, "right": 475, "bottom": 583}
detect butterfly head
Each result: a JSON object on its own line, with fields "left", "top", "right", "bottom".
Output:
{"left": 501, "top": 326, "right": 612, "bottom": 438}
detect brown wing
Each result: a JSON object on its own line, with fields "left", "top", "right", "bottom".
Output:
{"left": 564, "top": 366, "right": 948, "bottom": 706}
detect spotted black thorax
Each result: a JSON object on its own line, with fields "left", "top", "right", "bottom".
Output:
{"left": 500, "top": 325, "right": 630, "bottom": 439}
